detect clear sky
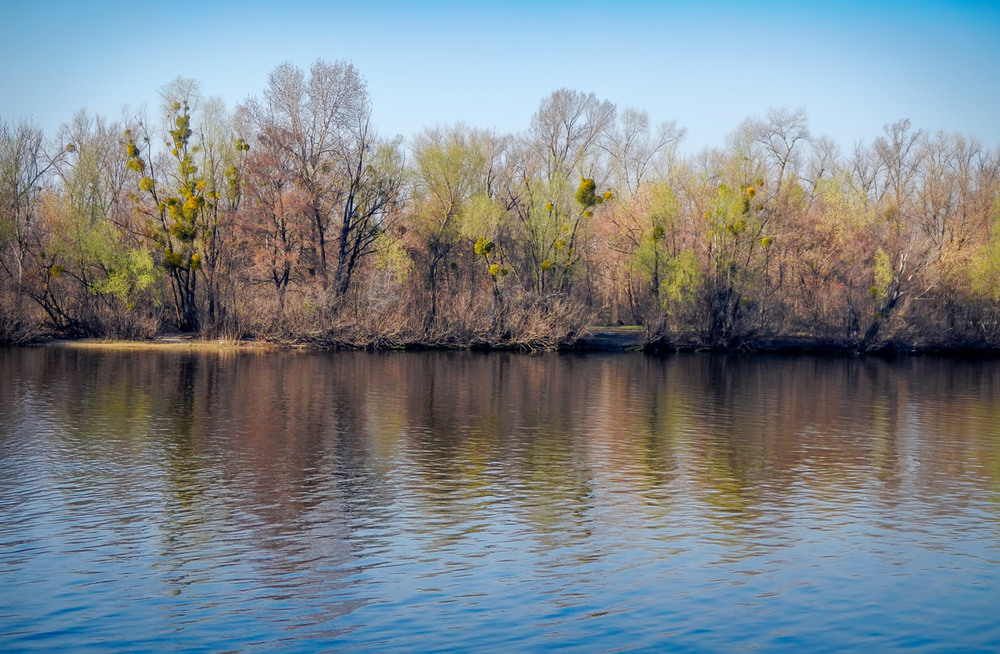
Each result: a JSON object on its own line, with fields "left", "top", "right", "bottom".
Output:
{"left": 2, "top": 0, "right": 999, "bottom": 154}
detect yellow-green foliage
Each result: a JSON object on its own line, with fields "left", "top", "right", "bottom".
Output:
{"left": 872, "top": 247, "right": 892, "bottom": 299}
{"left": 660, "top": 249, "right": 701, "bottom": 311}
{"left": 575, "top": 177, "right": 599, "bottom": 208}
{"left": 786, "top": 181, "right": 806, "bottom": 209}
{"left": 711, "top": 183, "right": 754, "bottom": 231}
{"left": 704, "top": 182, "right": 766, "bottom": 272}
{"left": 461, "top": 194, "right": 504, "bottom": 243}
{"left": 649, "top": 182, "right": 678, "bottom": 227}
{"left": 375, "top": 231, "right": 413, "bottom": 283}
{"left": 94, "top": 247, "right": 157, "bottom": 307}
{"left": 474, "top": 236, "right": 494, "bottom": 257}
{"left": 816, "top": 173, "right": 872, "bottom": 233}
{"left": 969, "top": 211, "right": 1000, "bottom": 302}
{"left": 163, "top": 248, "right": 184, "bottom": 269}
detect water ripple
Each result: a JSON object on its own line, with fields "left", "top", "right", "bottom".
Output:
{"left": 2, "top": 349, "right": 1000, "bottom": 651}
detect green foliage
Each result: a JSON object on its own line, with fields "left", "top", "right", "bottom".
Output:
{"left": 474, "top": 236, "right": 494, "bottom": 257}
{"left": 162, "top": 248, "right": 184, "bottom": 269}
{"left": 968, "top": 213, "right": 1000, "bottom": 302}
{"left": 872, "top": 247, "right": 892, "bottom": 299}
{"left": 575, "top": 177, "right": 600, "bottom": 208}
{"left": 649, "top": 183, "right": 678, "bottom": 226}
{"left": 93, "top": 247, "right": 157, "bottom": 307}
{"left": 375, "top": 231, "right": 413, "bottom": 283}
{"left": 461, "top": 193, "right": 505, "bottom": 243}
{"left": 660, "top": 250, "right": 702, "bottom": 311}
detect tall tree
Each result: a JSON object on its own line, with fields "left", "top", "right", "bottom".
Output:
{"left": 125, "top": 101, "right": 211, "bottom": 331}
{"left": 238, "top": 123, "right": 307, "bottom": 313}
{"left": 0, "top": 119, "right": 58, "bottom": 296}
{"left": 859, "top": 119, "right": 926, "bottom": 347}
{"left": 409, "top": 124, "right": 502, "bottom": 326}
{"left": 600, "top": 107, "right": 684, "bottom": 199}
{"left": 238, "top": 60, "right": 378, "bottom": 295}
{"left": 530, "top": 89, "right": 615, "bottom": 184}
{"left": 330, "top": 117, "right": 404, "bottom": 298}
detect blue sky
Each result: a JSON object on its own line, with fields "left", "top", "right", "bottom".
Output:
{"left": 2, "top": 0, "right": 999, "bottom": 153}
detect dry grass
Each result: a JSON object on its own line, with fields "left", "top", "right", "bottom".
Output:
{"left": 46, "top": 336, "right": 281, "bottom": 353}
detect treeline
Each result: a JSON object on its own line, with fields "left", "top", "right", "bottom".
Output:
{"left": 3, "top": 59, "right": 1000, "bottom": 351}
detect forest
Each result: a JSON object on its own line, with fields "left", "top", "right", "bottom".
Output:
{"left": 3, "top": 59, "right": 1000, "bottom": 352}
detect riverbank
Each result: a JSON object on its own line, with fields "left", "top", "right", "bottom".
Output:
{"left": 28, "top": 327, "right": 1000, "bottom": 358}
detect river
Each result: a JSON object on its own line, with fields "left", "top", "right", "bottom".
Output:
{"left": 1, "top": 347, "right": 998, "bottom": 651}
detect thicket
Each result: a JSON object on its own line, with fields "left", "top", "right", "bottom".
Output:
{"left": 3, "top": 60, "right": 1000, "bottom": 352}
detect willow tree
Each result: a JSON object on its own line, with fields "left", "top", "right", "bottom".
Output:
{"left": 409, "top": 124, "right": 504, "bottom": 326}
{"left": 698, "top": 181, "right": 773, "bottom": 346}
{"left": 595, "top": 108, "right": 686, "bottom": 324}
{"left": 45, "top": 110, "right": 158, "bottom": 335}
{"left": 627, "top": 182, "right": 700, "bottom": 330}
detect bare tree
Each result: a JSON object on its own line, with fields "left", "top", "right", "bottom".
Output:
{"left": 600, "top": 108, "right": 685, "bottom": 198}
{"left": 331, "top": 115, "right": 404, "bottom": 298}
{"left": 0, "top": 119, "right": 59, "bottom": 292}
{"left": 747, "top": 107, "right": 811, "bottom": 194}
{"left": 238, "top": 60, "right": 401, "bottom": 299}
{"left": 238, "top": 60, "right": 368, "bottom": 290}
{"left": 530, "top": 89, "right": 615, "bottom": 183}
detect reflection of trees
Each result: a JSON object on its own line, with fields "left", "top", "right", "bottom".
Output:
{"left": 5, "top": 345, "right": 1000, "bottom": 626}
{"left": 380, "top": 352, "right": 597, "bottom": 547}
{"left": 662, "top": 354, "right": 1000, "bottom": 540}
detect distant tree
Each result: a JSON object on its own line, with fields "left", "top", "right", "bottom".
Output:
{"left": 236, "top": 123, "right": 308, "bottom": 313}
{"left": 0, "top": 119, "right": 57, "bottom": 297}
{"left": 857, "top": 119, "right": 926, "bottom": 347}
{"left": 594, "top": 108, "right": 686, "bottom": 326}
{"left": 530, "top": 89, "right": 615, "bottom": 184}
{"left": 45, "top": 110, "right": 158, "bottom": 335}
{"left": 0, "top": 117, "right": 71, "bottom": 337}
{"left": 238, "top": 60, "right": 402, "bottom": 300}
{"left": 600, "top": 107, "right": 684, "bottom": 200}
{"left": 409, "top": 124, "right": 503, "bottom": 326}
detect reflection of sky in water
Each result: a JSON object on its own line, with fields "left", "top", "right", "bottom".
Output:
{"left": 0, "top": 349, "right": 998, "bottom": 651}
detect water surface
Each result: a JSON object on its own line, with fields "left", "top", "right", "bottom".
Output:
{"left": 1, "top": 348, "right": 998, "bottom": 651}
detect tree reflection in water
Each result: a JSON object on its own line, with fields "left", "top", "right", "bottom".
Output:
{"left": 1, "top": 347, "right": 998, "bottom": 650}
